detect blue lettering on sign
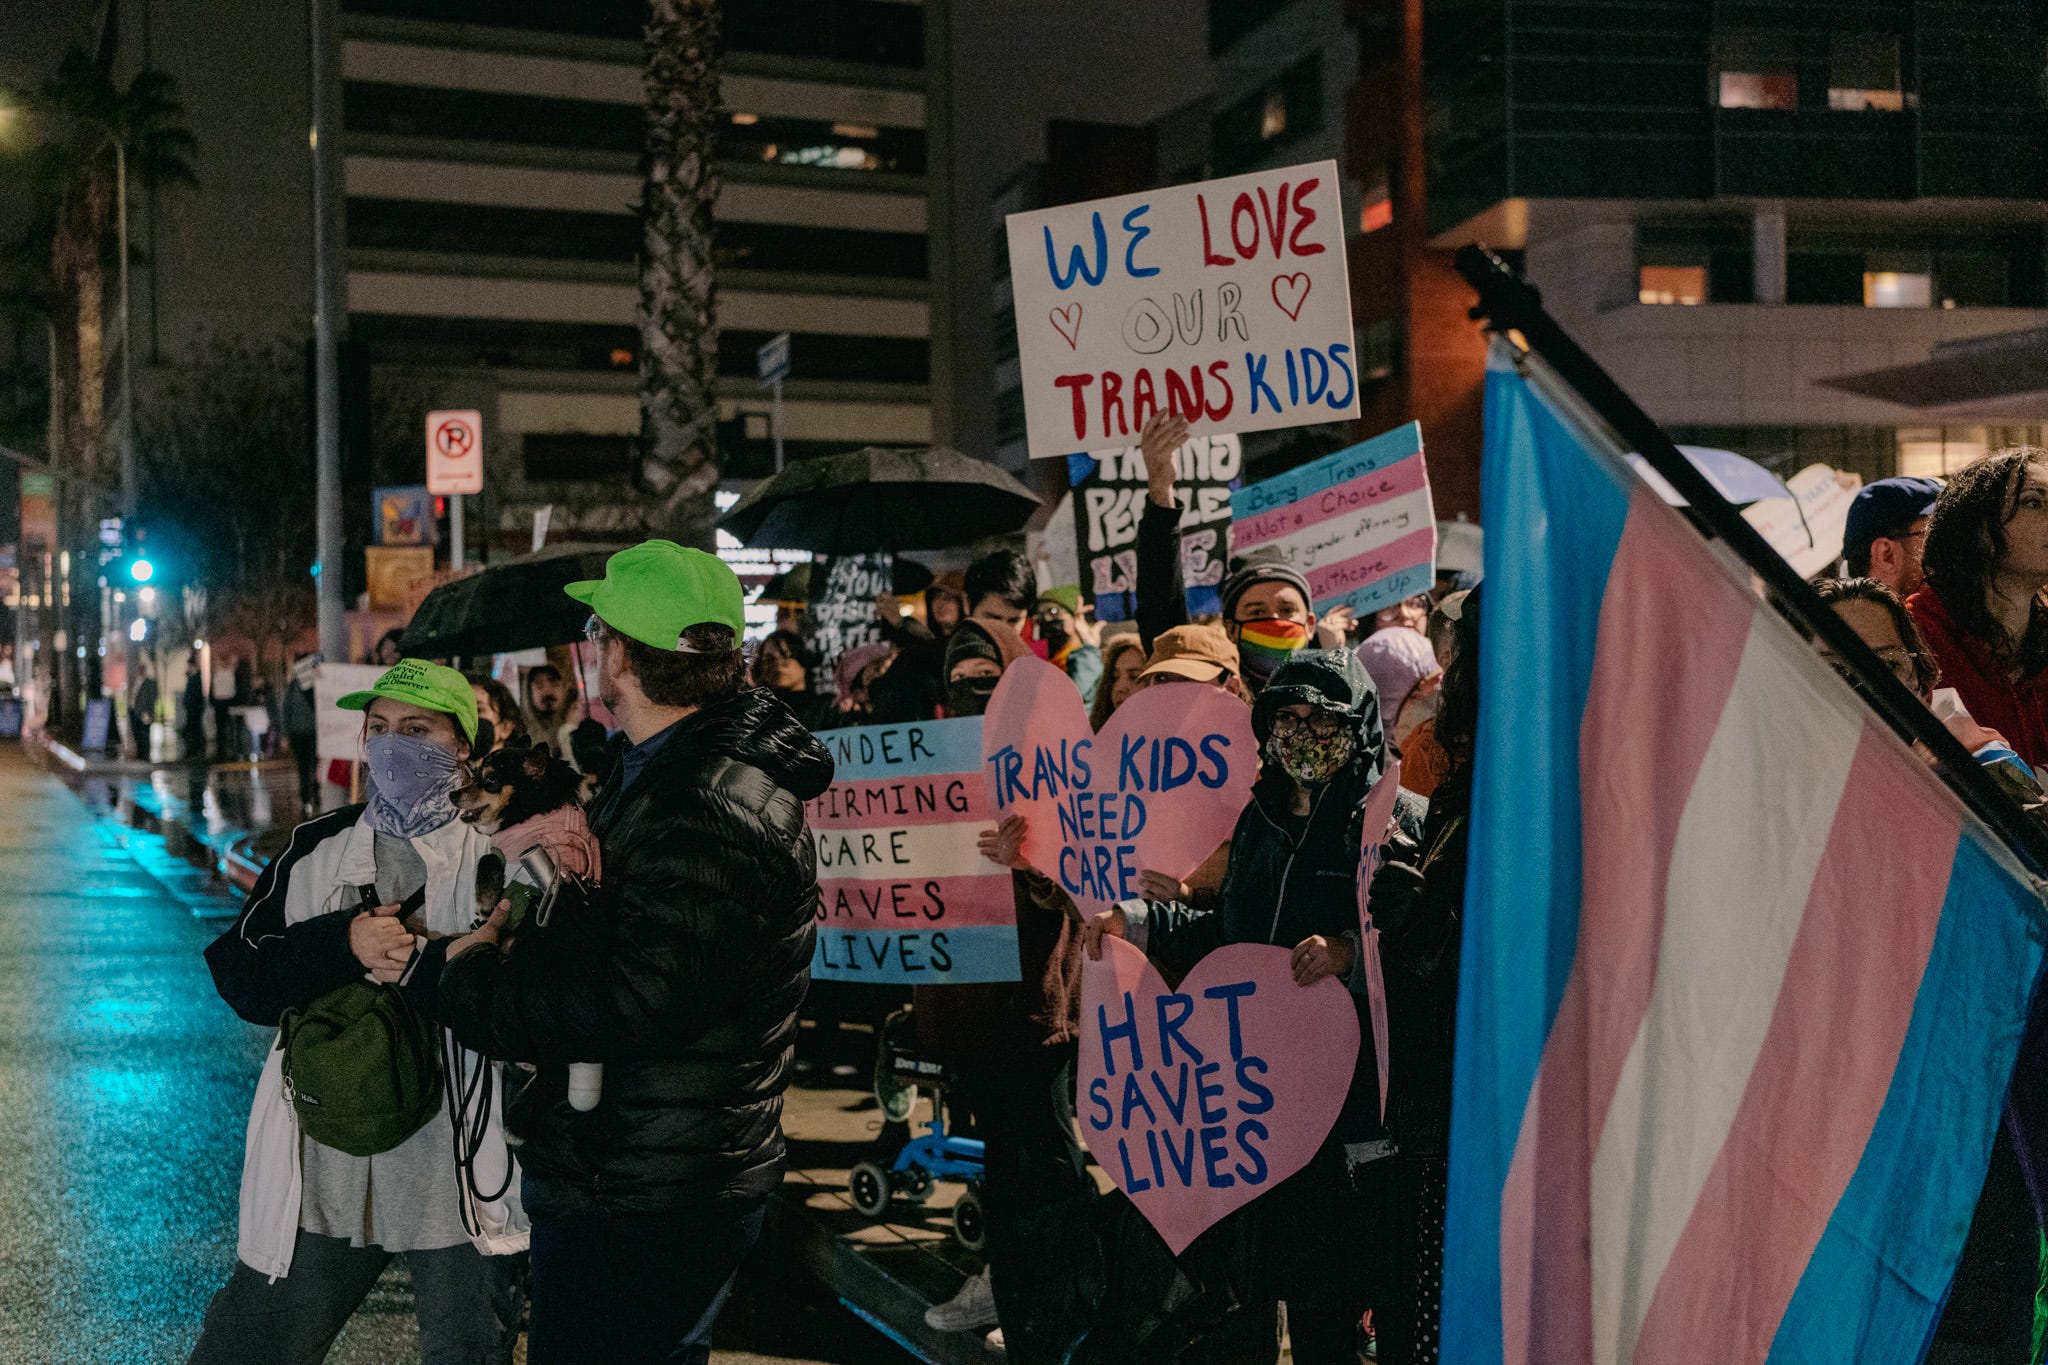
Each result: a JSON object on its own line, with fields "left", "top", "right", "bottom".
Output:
{"left": 1044, "top": 215, "right": 1110, "bottom": 290}
{"left": 1094, "top": 979, "right": 1278, "bottom": 1193}
{"left": 1122, "top": 204, "right": 1159, "bottom": 278}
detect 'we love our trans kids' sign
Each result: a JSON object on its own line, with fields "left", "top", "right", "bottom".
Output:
{"left": 808, "top": 718, "right": 1020, "bottom": 984}
{"left": 1005, "top": 161, "right": 1357, "bottom": 460}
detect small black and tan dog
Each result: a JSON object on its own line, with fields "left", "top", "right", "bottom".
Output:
{"left": 454, "top": 743, "right": 585, "bottom": 837}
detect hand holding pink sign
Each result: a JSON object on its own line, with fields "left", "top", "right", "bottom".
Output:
{"left": 980, "top": 656, "right": 1256, "bottom": 918}
{"left": 1080, "top": 936, "right": 1360, "bottom": 1254}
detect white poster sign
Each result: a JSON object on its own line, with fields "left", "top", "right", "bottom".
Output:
{"left": 1004, "top": 160, "right": 1356, "bottom": 460}
{"left": 314, "top": 664, "right": 387, "bottom": 763}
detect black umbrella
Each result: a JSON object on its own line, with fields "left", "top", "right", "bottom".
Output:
{"left": 718, "top": 445, "right": 1042, "bottom": 553}
{"left": 759, "top": 558, "right": 934, "bottom": 604}
{"left": 400, "top": 543, "right": 616, "bottom": 656}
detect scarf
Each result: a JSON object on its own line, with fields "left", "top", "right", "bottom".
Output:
{"left": 363, "top": 733, "right": 461, "bottom": 839}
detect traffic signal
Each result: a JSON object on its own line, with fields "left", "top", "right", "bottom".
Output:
{"left": 129, "top": 557, "right": 155, "bottom": 584}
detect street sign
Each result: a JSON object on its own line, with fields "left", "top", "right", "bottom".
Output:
{"left": 424, "top": 410, "right": 484, "bottom": 495}
{"left": 756, "top": 333, "right": 791, "bottom": 387}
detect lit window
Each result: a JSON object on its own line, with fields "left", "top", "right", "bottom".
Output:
{"left": 831, "top": 122, "right": 879, "bottom": 140}
{"left": 1261, "top": 91, "right": 1288, "bottom": 140}
{"left": 1864, "top": 272, "right": 1932, "bottom": 308}
{"left": 1897, "top": 426, "right": 1990, "bottom": 478}
{"left": 1828, "top": 34, "right": 1904, "bottom": 112}
{"left": 730, "top": 112, "right": 759, "bottom": 126}
{"left": 1639, "top": 265, "right": 1708, "bottom": 306}
{"left": 1360, "top": 166, "right": 1392, "bottom": 233}
{"left": 1720, "top": 71, "right": 1798, "bottom": 110}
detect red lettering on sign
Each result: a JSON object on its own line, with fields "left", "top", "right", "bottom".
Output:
{"left": 1230, "top": 194, "right": 1260, "bottom": 258}
{"left": 1197, "top": 195, "right": 1233, "bottom": 267}
{"left": 1255, "top": 185, "right": 1289, "bottom": 261}
{"left": 1288, "top": 179, "right": 1326, "bottom": 256}
{"left": 1055, "top": 374, "right": 1095, "bottom": 441}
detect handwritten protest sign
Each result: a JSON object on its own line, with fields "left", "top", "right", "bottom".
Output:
{"left": 1354, "top": 759, "right": 1402, "bottom": 1121}
{"left": 1231, "top": 421, "right": 1436, "bottom": 619}
{"left": 1074, "top": 433, "right": 1239, "bottom": 620}
{"left": 804, "top": 554, "right": 892, "bottom": 694}
{"left": 1082, "top": 936, "right": 1360, "bottom": 1253}
{"left": 809, "top": 717, "right": 1019, "bottom": 984}
{"left": 1005, "top": 161, "right": 1356, "bottom": 460}
{"left": 982, "top": 655, "right": 1255, "bottom": 918}
{"left": 313, "top": 664, "right": 387, "bottom": 763}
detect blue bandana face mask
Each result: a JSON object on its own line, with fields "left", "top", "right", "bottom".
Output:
{"left": 363, "top": 733, "right": 461, "bottom": 839}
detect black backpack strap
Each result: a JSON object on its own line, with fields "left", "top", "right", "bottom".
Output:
{"left": 354, "top": 883, "right": 427, "bottom": 918}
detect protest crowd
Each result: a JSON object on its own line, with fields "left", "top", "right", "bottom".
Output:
{"left": 170, "top": 365, "right": 2048, "bottom": 1365}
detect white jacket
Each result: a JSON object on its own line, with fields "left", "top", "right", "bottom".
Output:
{"left": 234, "top": 813, "right": 528, "bottom": 1279}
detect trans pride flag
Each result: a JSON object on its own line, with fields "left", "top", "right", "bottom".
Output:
{"left": 1442, "top": 341, "right": 2048, "bottom": 1365}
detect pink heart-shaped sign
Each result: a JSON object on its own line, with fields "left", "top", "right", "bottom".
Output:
{"left": 982, "top": 656, "right": 1256, "bottom": 918}
{"left": 1049, "top": 303, "right": 1084, "bottom": 350}
{"left": 1081, "top": 936, "right": 1360, "bottom": 1253}
{"left": 1270, "top": 272, "right": 1311, "bottom": 321}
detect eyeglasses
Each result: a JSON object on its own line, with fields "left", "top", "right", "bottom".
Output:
{"left": 583, "top": 615, "right": 608, "bottom": 644}
{"left": 1824, "top": 646, "right": 1922, "bottom": 692}
{"left": 1269, "top": 709, "right": 1346, "bottom": 738}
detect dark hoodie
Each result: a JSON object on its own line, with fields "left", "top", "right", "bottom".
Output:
{"left": 1130, "top": 649, "right": 1421, "bottom": 1310}
{"left": 440, "top": 685, "right": 835, "bottom": 1216}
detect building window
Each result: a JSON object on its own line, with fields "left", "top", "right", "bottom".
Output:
{"left": 1210, "top": 55, "right": 1324, "bottom": 175}
{"left": 1355, "top": 318, "right": 1397, "bottom": 383}
{"left": 1359, "top": 166, "right": 1392, "bottom": 234}
{"left": 1865, "top": 254, "right": 1934, "bottom": 308}
{"left": 1639, "top": 265, "right": 1708, "bottom": 306}
{"left": 718, "top": 112, "right": 927, "bottom": 176}
{"left": 1894, "top": 427, "right": 2048, "bottom": 478}
{"left": 1828, "top": 34, "right": 1906, "bottom": 111}
{"left": 523, "top": 433, "right": 635, "bottom": 483}
{"left": 1714, "top": 31, "right": 1800, "bottom": 110}
{"left": 1719, "top": 71, "right": 1798, "bottom": 110}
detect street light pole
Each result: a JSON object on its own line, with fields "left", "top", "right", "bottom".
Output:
{"left": 116, "top": 139, "right": 133, "bottom": 518}
{"left": 310, "top": 0, "right": 346, "bottom": 664}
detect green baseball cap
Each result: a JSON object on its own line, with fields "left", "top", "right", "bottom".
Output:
{"left": 565, "top": 539, "right": 745, "bottom": 651}
{"left": 337, "top": 658, "right": 479, "bottom": 741}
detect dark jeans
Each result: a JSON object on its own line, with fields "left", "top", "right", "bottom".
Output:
{"left": 961, "top": 1045, "right": 1099, "bottom": 1365}
{"left": 527, "top": 1202, "right": 764, "bottom": 1365}
{"left": 291, "top": 734, "right": 320, "bottom": 808}
{"left": 187, "top": 1229, "right": 524, "bottom": 1365}
{"left": 212, "top": 700, "right": 238, "bottom": 759}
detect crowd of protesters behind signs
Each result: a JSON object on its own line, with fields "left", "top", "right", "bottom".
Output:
{"left": 173, "top": 420, "right": 2048, "bottom": 1365}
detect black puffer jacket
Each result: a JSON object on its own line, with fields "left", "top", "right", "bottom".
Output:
{"left": 440, "top": 686, "right": 833, "bottom": 1216}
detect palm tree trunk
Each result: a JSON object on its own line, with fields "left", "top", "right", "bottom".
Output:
{"left": 638, "top": 0, "right": 722, "bottom": 548}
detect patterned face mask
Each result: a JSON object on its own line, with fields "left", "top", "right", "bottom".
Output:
{"left": 363, "top": 733, "right": 461, "bottom": 838}
{"left": 1264, "top": 716, "right": 1357, "bottom": 786}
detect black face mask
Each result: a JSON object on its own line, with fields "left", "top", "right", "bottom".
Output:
{"left": 947, "top": 676, "right": 999, "bottom": 717}
{"left": 1035, "top": 617, "right": 1070, "bottom": 656}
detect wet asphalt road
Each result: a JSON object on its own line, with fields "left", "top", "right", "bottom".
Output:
{"left": 0, "top": 744, "right": 911, "bottom": 1365}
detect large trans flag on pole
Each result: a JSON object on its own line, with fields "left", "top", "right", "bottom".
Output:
{"left": 1442, "top": 339, "right": 2048, "bottom": 1365}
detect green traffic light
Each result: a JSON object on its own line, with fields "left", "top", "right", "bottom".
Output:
{"left": 129, "top": 558, "right": 154, "bottom": 583}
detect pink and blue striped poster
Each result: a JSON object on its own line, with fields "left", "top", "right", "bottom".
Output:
{"left": 808, "top": 717, "right": 1020, "bottom": 984}
{"left": 1229, "top": 420, "right": 1436, "bottom": 619}
{"left": 1444, "top": 341, "right": 2047, "bottom": 1365}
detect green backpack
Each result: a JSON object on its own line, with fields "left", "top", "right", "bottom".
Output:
{"left": 280, "top": 886, "right": 444, "bottom": 1157}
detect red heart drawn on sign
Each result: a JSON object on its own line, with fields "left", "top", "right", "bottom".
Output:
{"left": 1080, "top": 936, "right": 1360, "bottom": 1253}
{"left": 1049, "top": 304, "right": 1084, "bottom": 350}
{"left": 981, "top": 656, "right": 1256, "bottom": 919}
{"left": 1270, "top": 273, "right": 1311, "bottom": 321}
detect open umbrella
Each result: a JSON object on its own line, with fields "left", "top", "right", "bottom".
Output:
{"left": 400, "top": 543, "right": 615, "bottom": 656}
{"left": 718, "top": 445, "right": 1042, "bottom": 553}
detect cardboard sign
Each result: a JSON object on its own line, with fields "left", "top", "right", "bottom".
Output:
{"left": 982, "top": 655, "right": 1256, "bottom": 918}
{"left": 810, "top": 717, "right": 1019, "bottom": 984}
{"left": 1081, "top": 936, "right": 1360, "bottom": 1254}
{"left": 373, "top": 485, "right": 437, "bottom": 547}
{"left": 1354, "top": 760, "right": 1402, "bottom": 1121}
{"left": 1005, "top": 160, "right": 1357, "bottom": 460}
{"left": 803, "top": 553, "right": 892, "bottom": 695}
{"left": 1073, "top": 434, "right": 1240, "bottom": 621}
{"left": 1230, "top": 421, "right": 1436, "bottom": 619}
{"left": 313, "top": 664, "right": 386, "bottom": 763}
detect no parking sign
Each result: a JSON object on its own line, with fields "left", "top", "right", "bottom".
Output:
{"left": 425, "top": 410, "right": 484, "bottom": 495}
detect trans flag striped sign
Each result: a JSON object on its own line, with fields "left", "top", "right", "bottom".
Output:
{"left": 1442, "top": 340, "right": 2048, "bottom": 1365}
{"left": 808, "top": 717, "right": 1020, "bottom": 985}
{"left": 1229, "top": 420, "right": 1436, "bottom": 620}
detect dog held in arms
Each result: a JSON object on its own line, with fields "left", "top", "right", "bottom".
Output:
{"left": 454, "top": 742, "right": 605, "bottom": 1110}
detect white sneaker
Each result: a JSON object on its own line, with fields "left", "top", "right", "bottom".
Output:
{"left": 925, "top": 1266, "right": 997, "bottom": 1332}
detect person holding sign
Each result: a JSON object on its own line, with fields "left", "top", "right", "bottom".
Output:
{"left": 1084, "top": 648, "right": 1421, "bottom": 1365}
{"left": 1133, "top": 410, "right": 1354, "bottom": 686}
{"left": 915, "top": 618, "right": 1097, "bottom": 1362}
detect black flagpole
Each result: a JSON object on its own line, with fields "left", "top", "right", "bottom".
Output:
{"left": 1456, "top": 244, "right": 2048, "bottom": 880}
